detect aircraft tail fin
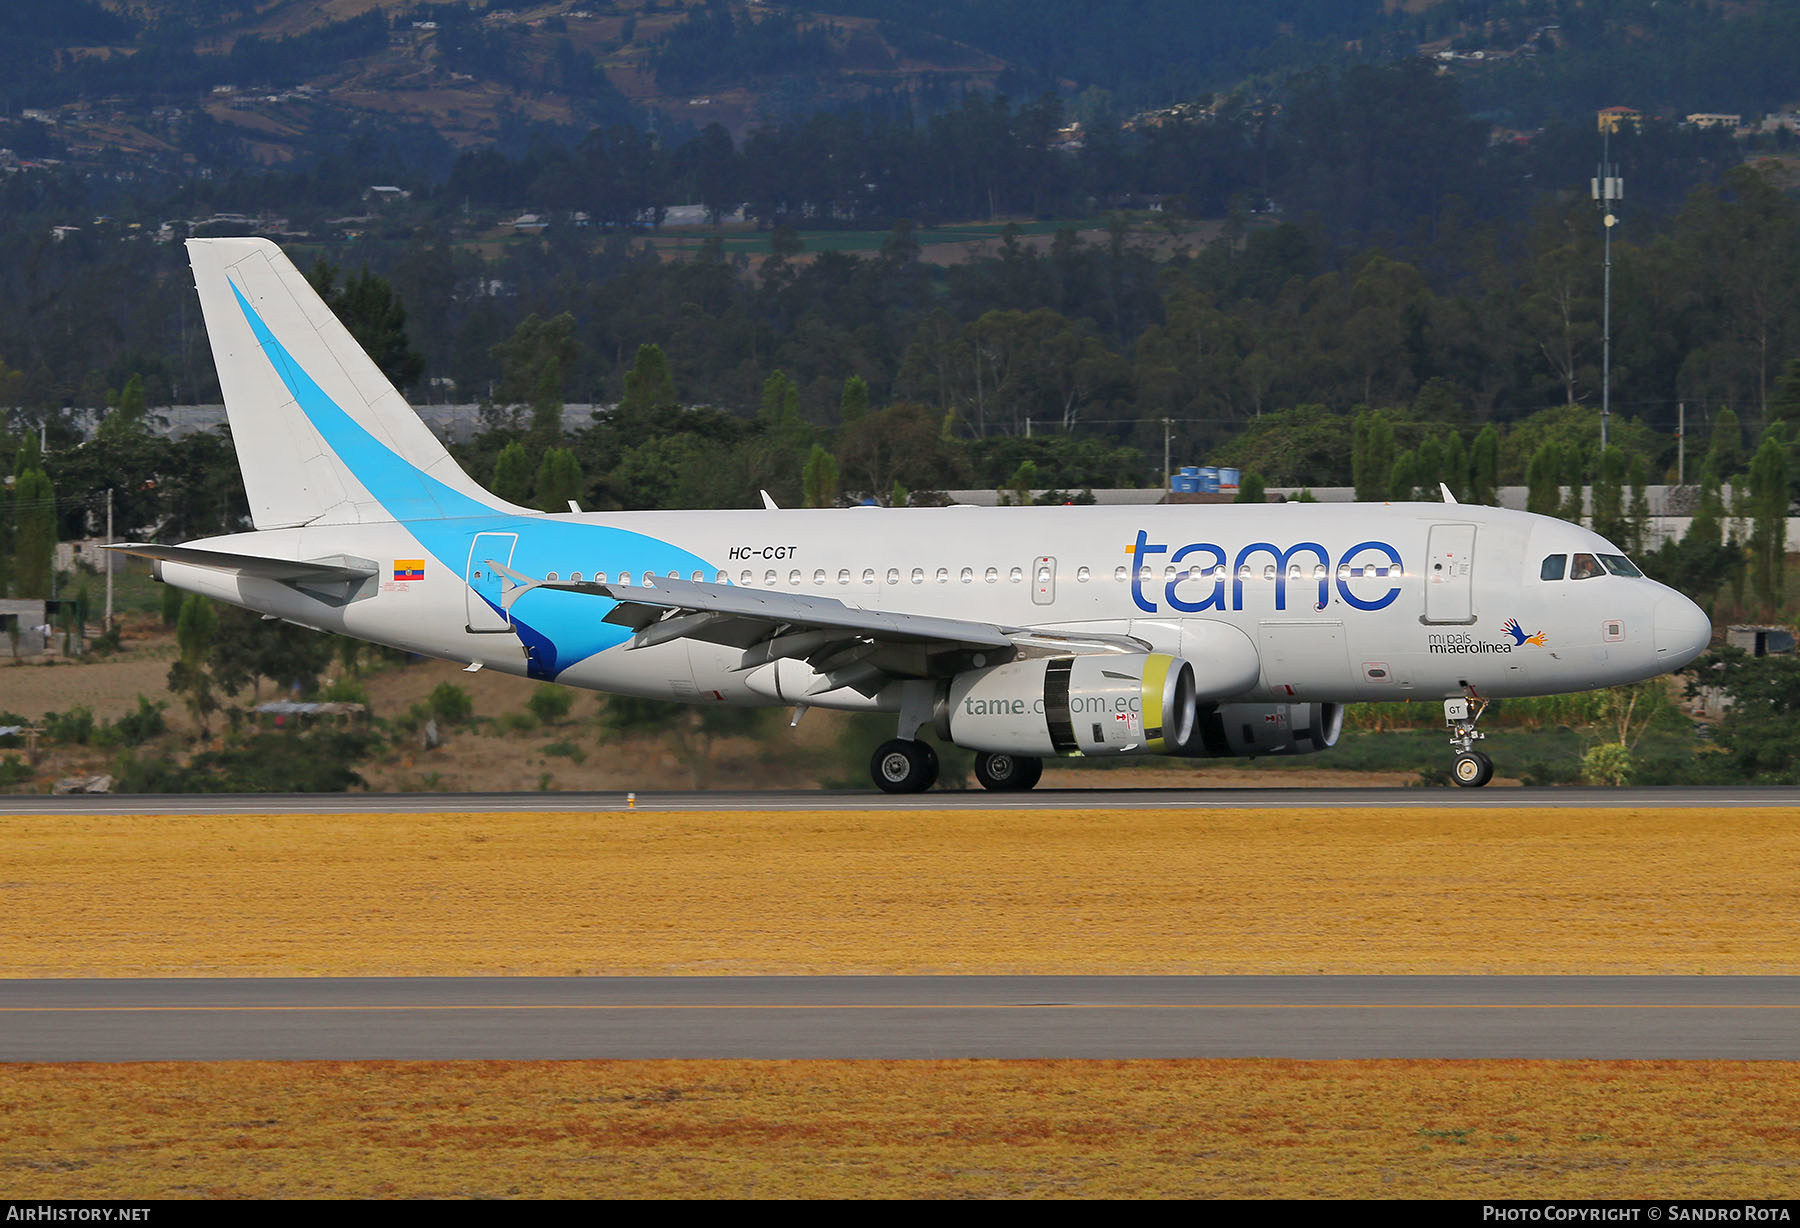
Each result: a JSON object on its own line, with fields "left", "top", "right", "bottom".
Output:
{"left": 187, "top": 237, "right": 512, "bottom": 529}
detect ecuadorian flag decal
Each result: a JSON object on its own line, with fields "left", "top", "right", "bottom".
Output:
{"left": 394, "top": 559, "right": 426, "bottom": 582}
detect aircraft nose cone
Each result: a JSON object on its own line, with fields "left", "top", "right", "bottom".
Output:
{"left": 1653, "top": 594, "right": 1712, "bottom": 667}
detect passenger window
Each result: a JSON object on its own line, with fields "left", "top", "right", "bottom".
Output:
{"left": 740, "top": 570, "right": 753, "bottom": 585}
{"left": 862, "top": 569, "right": 876, "bottom": 585}
{"left": 960, "top": 567, "right": 974, "bottom": 584}
{"left": 1541, "top": 555, "right": 1566, "bottom": 581}
{"left": 985, "top": 567, "right": 999, "bottom": 584}
{"left": 619, "top": 573, "right": 633, "bottom": 586}
{"left": 546, "top": 571, "right": 559, "bottom": 581}
{"left": 911, "top": 567, "right": 924, "bottom": 584}
{"left": 716, "top": 570, "right": 728, "bottom": 583}
{"left": 813, "top": 569, "right": 826, "bottom": 585}
{"left": 1570, "top": 553, "right": 1603, "bottom": 580}
{"left": 1077, "top": 566, "right": 1090, "bottom": 582}
{"left": 886, "top": 567, "right": 900, "bottom": 584}
{"left": 838, "top": 568, "right": 850, "bottom": 584}
{"left": 1009, "top": 566, "right": 1023, "bottom": 583}
{"left": 1114, "top": 566, "right": 1126, "bottom": 582}
{"left": 1263, "top": 565, "right": 1276, "bottom": 581}
{"left": 595, "top": 572, "right": 608, "bottom": 584}
{"left": 692, "top": 571, "right": 704, "bottom": 582}
{"left": 788, "top": 569, "right": 801, "bottom": 585}
{"left": 570, "top": 572, "right": 582, "bottom": 582}
{"left": 935, "top": 567, "right": 948, "bottom": 584}
{"left": 764, "top": 569, "right": 778, "bottom": 585}
{"left": 1163, "top": 565, "right": 1177, "bottom": 582}
{"left": 1038, "top": 565, "right": 1053, "bottom": 583}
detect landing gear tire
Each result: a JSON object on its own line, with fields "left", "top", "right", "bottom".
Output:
{"left": 974, "top": 752, "right": 1043, "bottom": 792}
{"left": 871, "top": 739, "right": 940, "bottom": 793}
{"left": 1452, "top": 750, "right": 1493, "bottom": 788}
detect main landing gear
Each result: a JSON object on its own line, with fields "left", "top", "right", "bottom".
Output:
{"left": 871, "top": 739, "right": 939, "bottom": 794}
{"left": 973, "top": 751, "right": 1043, "bottom": 792}
{"left": 868, "top": 740, "right": 1047, "bottom": 793}
{"left": 1445, "top": 695, "right": 1494, "bottom": 788}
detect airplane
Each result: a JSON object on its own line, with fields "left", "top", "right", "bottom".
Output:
{"left": 113, "top": 238, "right": 1715, "bottom": 792}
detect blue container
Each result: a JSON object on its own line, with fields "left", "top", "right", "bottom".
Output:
{"left": 1196, "top": 466, "right": 1220, "bottom": 493}
{"left": 1217, "top": 466, "right": 1241, "bottom": 490}
{"left": 1179, "top": 465, "right": 1200, "bottom": 478}
{"left": 1170, "top": 475, "right": 1199, "bottom": 493}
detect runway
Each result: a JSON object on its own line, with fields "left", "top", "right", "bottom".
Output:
{"left": 4, "top": 785, "right": 1799, "bottom": 814}
{"left": 4, "top": 976, "right": 1796, "bottom": 1061}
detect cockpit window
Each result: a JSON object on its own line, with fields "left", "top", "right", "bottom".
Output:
{"left": 1570, "top": 553, "right": 1603, "bottom": 580}
{"left": 1540, "top": 554, "right": 1566, "bottom": 581}
{"left": 1598, "top": 553, "right": 1643, "bottom": 578}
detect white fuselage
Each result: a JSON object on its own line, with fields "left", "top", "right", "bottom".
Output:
{"left": 158, "top": 499, "right": 1711, "bottom": 713}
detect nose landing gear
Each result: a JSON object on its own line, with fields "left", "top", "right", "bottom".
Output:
{"left": 1446, "top": 695, "right": 1493, "bottom": 787}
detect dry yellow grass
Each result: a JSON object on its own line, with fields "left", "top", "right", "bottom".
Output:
{"left": 4, "top": 1059, "right": 1797, "bottom": 1198}
{"left": 4, "top": 806, "right": 1797, "bottom": 976}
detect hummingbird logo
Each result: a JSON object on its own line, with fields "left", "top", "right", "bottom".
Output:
{"left": 1502, "top": 618, "right": 1547, "bottom": 647}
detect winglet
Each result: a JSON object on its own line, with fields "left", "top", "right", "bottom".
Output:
{"left": 760, "top": 490, "right": 779, "bottom": 510}
{"left": 1439, "top": 482, "right": 1458, "bottom": 504}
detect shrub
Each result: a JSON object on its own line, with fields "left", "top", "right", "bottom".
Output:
{"left": 427, "top": 682, "right": 473, "bottom": 727}
{"left": 43, "top": 707, "right": 96, "bottom": 746}
{"left": 111, "top": 697, "right": 167, "bottom": 747}
{"left": 527, "top": 685, "right": 574, "bottom": 725}
{"left": 543, "top": 740, "right": 585, "bottom": 763}
{"left": 1580, "top": 742, "right": 1632, "bottom": 787}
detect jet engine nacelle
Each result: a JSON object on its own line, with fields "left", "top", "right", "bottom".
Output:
{"left": 939, "top": 653, "right": 1198, "bottom": 757}
{"left": 1175, "top": 702, "right": 1344, "bottom": 758}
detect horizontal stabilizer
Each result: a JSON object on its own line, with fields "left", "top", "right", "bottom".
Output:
{"left": 102, "top": 543, "right": 378, "bottom": 585}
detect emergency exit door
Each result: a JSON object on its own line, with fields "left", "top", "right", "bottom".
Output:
{"left": 1422, "top": 523, "right": 1476, "bottom": 625}
{"left": 465, "top": 532, "right": 518, "bottom": 633}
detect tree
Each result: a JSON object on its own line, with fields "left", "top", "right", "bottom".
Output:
{"left": 1747, "top": 428, "right": 1789, "bottom": 608}
{"left": 489, "top": 313, "right": 580, "bottom": 417}
{"left": 1469, "top": 424, "right": 1500, "bottom": 506}
{"left": 1526, "top": 442, "right": 1562, "bottom": 518}
{"left": 307, "top": 261, "right": 425, "bottom": 390}
{"left": 839, "top": 374, "right": 869, "bottom": 427}
{"left": 534, "top": 446, "right": 586, "bottom": 512}
{"left": 208, "top": 604, "right": 331, "bottom": 704}
{"left": 1590, "top": 446, "right": 1629, "bottom": 546}
{"left": 801, "top": 444, "right": 839, "bottom": 508}
{"left": 491, "top": 441, "right": 533, "bottom": 506}
{"left": 1234, "top": 472, "right": 1266, "bottom": 504}
{"left": 11, "top": 467, "right": 54, "bottom": 599}
{"left": 1704, "top": 407, "right": 1745, "bottom": 483}
{"left": 620, "top": 343, "right": 678, "bottom": 417}
{"left": 167, "top": 595, "right": 220, "bottom": 740}
{"left": 1352, "top": 412, "right": 1396, "bottom": 501}
{"left": 96, "top": 373, "right": 148, "bottom": 442}
{"left": 759, "top": 369, "right": 810, "bottom": 450}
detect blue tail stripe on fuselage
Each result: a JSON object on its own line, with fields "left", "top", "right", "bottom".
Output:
{"left": 227, "top": 279, "right": 711, "bottom": 680}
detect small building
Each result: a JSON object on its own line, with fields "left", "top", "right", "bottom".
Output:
{"left": 1725, "top": 625, "right": 1795, "bottom": 658}
{"left": 1685, "top": 113, "right": 1742, "bottom": 130}
{"left": 0, "top": 599, "right": 51, "bottom": 655}
{"left": 1597, "top": 106, "right": 1642, "bottom": 133}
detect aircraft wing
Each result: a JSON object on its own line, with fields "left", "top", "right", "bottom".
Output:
{"left": 491, "top": 565, "right": 1148, "bottom": 696}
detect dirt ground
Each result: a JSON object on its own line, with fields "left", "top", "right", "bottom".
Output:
{"left": 1, "top": 619, "right": 1424, "bottom": 793}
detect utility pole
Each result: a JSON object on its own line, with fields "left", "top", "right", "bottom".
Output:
{"left": 1592, "top": 127, "right": 1623, "bottom": 453}
{"left": 104, "top": 487, "right": 114, "bottom": 633}
{"left": 1162, "top": 417, "right": 1172, "bottom": 490}
{"left": 1677, "top": 402, "right": 1685, "bottom": 486}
